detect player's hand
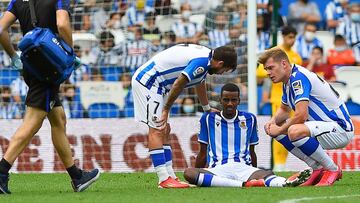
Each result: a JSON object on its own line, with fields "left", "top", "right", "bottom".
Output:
{"left": 267, "top": 123, "right": 282, "bottom": 137}
{"left": 264, "top": 120, "right": 275, "bottom": 135}
{"left": 11, "top": 54, "right": 23, "bottom": 71}
{"left": 156, "top": 109, "right": 169, "bottom": 130}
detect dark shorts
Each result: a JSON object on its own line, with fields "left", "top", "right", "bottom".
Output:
{"left": 23, "top": 70, "right": 62, "bottom": 112}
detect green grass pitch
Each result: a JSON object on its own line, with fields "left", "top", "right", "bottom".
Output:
{"left": 0, "top": 172, "right": 359, "bottom": 203}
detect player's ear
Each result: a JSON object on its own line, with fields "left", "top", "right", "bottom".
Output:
{"left": 218, "top": 60, "right": 224, "bottom": 67}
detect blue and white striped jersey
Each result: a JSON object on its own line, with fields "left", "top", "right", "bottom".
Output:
{"left": 257, "top": 0, "right": 269, "bottom": 14}
{"left": 282, "top": 65, "right": 353, "bottom": 132}
{"left": 337, "top": 15, "right": 360, "bottom": 46}
{"left": 198, "top": 111, "right": 259, "bottom": 168}
{"left": 325, "top": 0, "right": 346, "bottom": 33}
{"left": 208, "top": 29, "right": 230, "bottom": 49}
{"left": 257, "top": 31, "right": 271, "bottom": 54}
{"left": 295, "top": 35, "right": 323, "bottom": 61}
{"left": 171, "top": 21, "right": 202, "bottom": 38}
{"left": 134, "top": 44, "right": 212, "bottom": 95}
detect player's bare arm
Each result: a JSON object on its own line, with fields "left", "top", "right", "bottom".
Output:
{"left": 0, "top": 11, "right": 17, "bottom": 57}
{"left": 250, "top": 145, "right": 257, "bottom": 167}
{"left": 195, "top": 143, "right": 208, "bottom": 168}
{"left": 194, "top": 81, "right": 209, "bottom": 107}
{"left": 267, "top": 101, "right": 309, "bottom": 137}
{"left": 56, "top": 10, "right": 73, "bottom": 47}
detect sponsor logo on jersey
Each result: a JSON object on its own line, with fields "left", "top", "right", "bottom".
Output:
{"left": 292, "top": 80, "right": 303, "bottom": 96}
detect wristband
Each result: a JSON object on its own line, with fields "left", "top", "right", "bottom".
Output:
{"left": 202, "top": 104, "right": 211, "bottom": 111}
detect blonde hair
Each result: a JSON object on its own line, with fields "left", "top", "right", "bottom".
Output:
{"left": 258, "top": 47, "right": 290, "bottom": 65}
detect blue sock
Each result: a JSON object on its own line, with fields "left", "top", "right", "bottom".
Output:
{"left": 196, "top": 173, "right": 243, "bottom": 187}
{"left": 149, "top": 149, "right": 169, "bottom": 182}
{"left": 163, "top": 144, "right": 172, "bottom": 163}
{"left": 163, "top": 145, "right": 176, "bottom": 178}
{"left": 265, "top": 175, "right": 286, "bottom": 187}
{"left": 292, "top": 137, "right": 337, "bottom": 170}
{"left": 196, "top": 173, "right": 214, "bottom": 187}
{"left": 275, "top": 134, "right": 295, "bottom": 151}
{"left": 275, "top": 135, "right": 321, "bottom": 169}
{"left": 292, "top": 137, "right": 319, "bottom": 157}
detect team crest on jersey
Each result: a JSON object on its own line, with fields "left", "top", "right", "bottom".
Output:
{"left": 292, "top": 80, "right": 303, "bottom": 96}
{"left": 193, "top": 67, "right": 205, "bottom": 77}
{"left": 216, "top": 121, "right": 220, "bottom": 127}
{"left": 240, "top": 121, "right": 246, "bottom": 129}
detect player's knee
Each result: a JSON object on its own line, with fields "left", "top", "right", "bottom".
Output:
{"left": 183, "top": 168, "right": 198, "bottom": 184}
{"left": 287, "top": 125, "right": 303, "bottom": 141}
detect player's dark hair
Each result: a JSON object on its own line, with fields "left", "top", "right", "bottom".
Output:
{"left": 221, "top": 83, "right": 240, "bottom": 97}
{"left": 334, "top": 34, "right": 345, "bottom": 42}
{"left": 213, "top": 45, "right": 237, "bottom": 71}
{"left": 99, "top": 31, "right": 115, "bottom": 44}
{"left": 312, "top": 46, "right": 323, "bottom": 54}
{"left": 281, "top": 25, "right": 297, "bottom": 36}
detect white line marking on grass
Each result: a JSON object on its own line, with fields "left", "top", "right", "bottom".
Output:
{"left": 279, "top": 194, "right": 360, "bottom": 203}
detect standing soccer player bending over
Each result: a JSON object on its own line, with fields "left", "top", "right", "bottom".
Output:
{"left": 132, "top": 44, "right": 237, "bottom": 188}
{"left": 184, "top": 83, "right": 310, "bottom": 188}
{"left": 258, "top": 48, "right": 354, "bottom": 186}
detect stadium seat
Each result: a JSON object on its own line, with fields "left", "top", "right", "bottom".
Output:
{"left": 335, "top": 66, "right": 360, "bottom": 89}
{"left": 345, "top": 100, "right": 360, "bottom": 115}
{"left": 314, "top": 31, "right": 334, "bottom": 54}
{"left": 0, "top": 68, "right": 20, "bottom": 86}
{"left": 72, "top": 32, "right": 98, "bottom": 51}
{"left": 189, "top": 14, "right": 206, "bottom": 28}
{"left": 259, "top": 102, "right": 272, "bottom": 115}
{"left": 349, "top": 85, "right": 360, "bottom": 105}
{"left": 155, "top": 15, "right": 180, "bottom": 32}
{"left": 88, "top": 103, "right": 120, "bottom": 118}
{"left": 101, "top": 66, "right": 123, "bottom": 81}
{"left": 328, "top": 81, "right": 348, "bottom": 102}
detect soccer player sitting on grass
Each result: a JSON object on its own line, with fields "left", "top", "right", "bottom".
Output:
{"left": 184, "top": 83, "right": 310, "bottom": 187}
{"left": 258, "top": 48, "right": 354, "bottom": 186}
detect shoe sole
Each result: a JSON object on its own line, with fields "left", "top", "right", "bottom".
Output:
{"left": 0, "top": 185, "right": 10, "bottom": 194}
{"left": 158, "top": 183, "right": 190, "bottom": 189}
{"left": 284, "top": 169, "right": 312, "bottom": 187}
{"left": 76, "top": 170, "right": 101, "bottom": 192}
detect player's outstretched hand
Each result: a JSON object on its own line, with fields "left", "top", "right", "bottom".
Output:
{"left": 156, "top": 109, "right": 169, "bottom": 130}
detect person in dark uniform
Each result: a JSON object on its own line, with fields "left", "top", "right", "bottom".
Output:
{"left": 0, "top": 0, "right": 100, "bottom": 194}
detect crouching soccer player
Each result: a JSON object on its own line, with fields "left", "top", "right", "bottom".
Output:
{"left": 184, "top": 83, "right": 310, "bottom": 187}
{"left": 258, "top": 48, "right": 354, "bottom": 186}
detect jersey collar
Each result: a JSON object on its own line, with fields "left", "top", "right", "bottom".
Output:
{"left": 220, "top": 110, "right": 239, "bottom": 122}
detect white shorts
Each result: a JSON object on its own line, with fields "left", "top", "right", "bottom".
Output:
{"left": 205, "top": 162, "right": 260, "bottom": 182}
{"left": 132, "top": 78, "right": 168, "bottom": 129}
{"left": 305, "top": 121, "right": 354, "bottom": 150}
